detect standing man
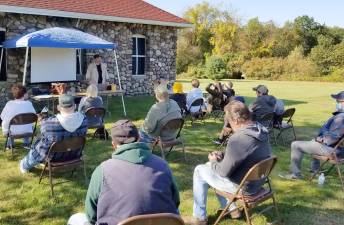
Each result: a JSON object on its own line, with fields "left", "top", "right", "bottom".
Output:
{"left": 86, "top": 54, "right": 109, "bottom": 85}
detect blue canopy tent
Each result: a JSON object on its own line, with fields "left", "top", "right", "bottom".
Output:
{"left": 0, "top": 27, "right": 126, "bottom": 115}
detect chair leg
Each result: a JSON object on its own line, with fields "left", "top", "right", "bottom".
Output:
{"left": 292, "top": 126, "right": 297, "bottom": 140}
{"left": 214, "top": 200, "right": 234, "bottom": 225}
{"left": 39, "top": 163, "right": 47, "bottom": 184}
{"left": 181, "top": 141, "right": 186, "bottom": 161}
{"left": 271, "top": 195, "right": 282, "bottom": 224}
{"left": 49, "top": 167, "right": 54, "bottom": 197}
{"left": 336, "top": 165, "right": 344, "bottom": 192}
{"left": 4, "top": 135, "right": 9, "bottom": 152}
{"left": 243, "top": 204, "right": 252, "bottom": 225}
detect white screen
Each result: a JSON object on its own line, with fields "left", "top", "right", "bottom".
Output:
{"left": 31, "top": 48, "right": 76, "bottom": 83}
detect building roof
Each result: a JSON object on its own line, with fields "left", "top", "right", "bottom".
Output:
{"left": 0, "top": 0, "right": 192, "bottom": 28}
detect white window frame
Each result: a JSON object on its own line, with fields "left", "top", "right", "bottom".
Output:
{"left": 132, "top": 34, "right": 146, "bottom": 76}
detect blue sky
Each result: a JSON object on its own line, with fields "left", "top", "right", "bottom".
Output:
{"left": 145, "top": 0, "right": 344, "bottom": 27}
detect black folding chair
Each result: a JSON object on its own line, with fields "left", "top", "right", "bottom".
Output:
{"left": 274, "top": 108, "right": 296, "bottom": 146}
{"left": 85, "top": 107, "right": 107, "bottom": 140}
{"left": 187, "top": 98, "right": 205, "bottom": 125}
{"left": 260, "top": 112, "right": 276, "bottom": 145}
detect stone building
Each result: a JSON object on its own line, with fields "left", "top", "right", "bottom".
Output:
{"left": 0, "top": 0, "right": 191, "bottom": 97}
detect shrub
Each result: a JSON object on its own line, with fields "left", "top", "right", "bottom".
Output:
{"left": 242, "top": 57, "right": 285, "bottom": 79}
{"left": 204, "top": 55, "right": 228, "bottom": 80}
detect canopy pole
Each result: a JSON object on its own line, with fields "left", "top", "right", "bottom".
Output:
{"left": 114, "top": 50, "right": 127, "bottom": 116}
{"left": 22, "top": 47, "right": 29, "bottom": 86}
{"left": 78, "top": 49, "right": 82, "bottom": 75}
{"left": 0, "top": 48, "right": 3, "bottom": 76}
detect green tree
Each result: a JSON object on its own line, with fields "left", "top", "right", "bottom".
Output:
{"left": 204, "top": 55, "right": 228, "bottom": 80}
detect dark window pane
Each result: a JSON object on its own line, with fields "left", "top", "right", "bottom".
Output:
{"left": 132, "top": 57, "right": 137, "bottom": 75}
{"left": 0, "top": 30, "right": 6, "bottom": 81}
{"left": 137, "top": 38, "right": 145, "bottom": 55}
{"left": 137, "top": 57, "right": 145, "bottom": 75}
{"left": 132, "top": 37, "right": 137, "bottom": 55}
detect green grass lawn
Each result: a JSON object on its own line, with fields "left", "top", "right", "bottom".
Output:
{"left": 0, "top": 79, "right": 343, "bottom": 225}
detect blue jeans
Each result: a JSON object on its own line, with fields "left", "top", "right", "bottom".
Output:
{"left": 139, "top": 129, "right": 157, "bottom": 143}
{"left": 193, "top": 163, "right": 238, "bottom": 220}
{"left": 21, "top": 147, "right": 45, "bottom": 171}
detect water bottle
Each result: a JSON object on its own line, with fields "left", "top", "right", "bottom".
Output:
{"left": 318, "top": 173, "right": 325, "bottom": 187}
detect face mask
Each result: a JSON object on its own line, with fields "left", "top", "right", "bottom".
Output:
{"left": 336, "top": 103, "right": 344, "bottom": 112}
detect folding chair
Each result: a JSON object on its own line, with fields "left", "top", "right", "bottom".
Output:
{"left": 274, "top": 108, "right": 296, "bottom": 146}
{"left": 85, "top": 107, "right": 107, "bottom": 140}
{"left": 187, "top": 98, "right": 205, "bottom": 125}
{"left": 214, "top": 156, "right": 281, "bottom": 225}
{"left": 38, "top": 136, "right": 87, "bottom": 196}
{"left": 309, "top": 136, "right": 344, "bottom": 191}
{"left": 4, "top": 113, "right": 38, "bottom": 156}
{"left": 153, "top": 118, "right": 186, "bottom": 161}
{"left": 118, "top": 213, "right": 184, "bottom": 225}
{"left": 260, "top": 112, "right": 277, "bottom": 145}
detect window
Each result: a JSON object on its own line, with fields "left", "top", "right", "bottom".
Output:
{"left": 132, "top": 35, "right": 145, "bottom": 75}
{"left": 0, "top": 28, "right": 6, "bottom": 81}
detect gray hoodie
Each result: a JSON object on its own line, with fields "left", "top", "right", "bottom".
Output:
{"left": 211, "top": 122, "right": 271, "bottom": 195}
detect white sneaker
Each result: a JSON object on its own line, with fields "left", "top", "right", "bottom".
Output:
{"left": 19, "top": 160, "right": 28, "bottom": 174}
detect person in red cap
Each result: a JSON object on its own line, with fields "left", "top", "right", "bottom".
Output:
{"left": 281, "top": 91, "right": 344, "bottom": 180}
{"left": 68, "top": 119, "right": 179, "bottom": 225}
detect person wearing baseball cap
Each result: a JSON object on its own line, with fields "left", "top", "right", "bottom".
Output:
{"left": 249, "top": 84, "right": 281, "bottom": 127}
{"left": 281, "top": 91, "right": 344, "bottom": 180}
{"left": 68, "top": 119, "right": 180, "bottom": 225}
{"left": 20, "top": 94, "right": 88, "bottom": 173}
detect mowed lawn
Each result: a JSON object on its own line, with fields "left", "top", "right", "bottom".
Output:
{"left": 0, "top": 79, "right": 343, "bottom": 225}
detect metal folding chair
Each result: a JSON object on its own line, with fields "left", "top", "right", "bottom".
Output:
{"left": 4, "top": 113, "right": 38, "bottom": 156}
{"left": 274, "top": 108, "right": 296, "bottom": 146}
{"left": 38, "top": 136, "right": 87, "bottom": 196}
{"left": 260, "top": 112, "right": 277, "bottom": 145}
{"left": 309, "top": 136, "right": 344, "bottom": 191}
{"left": 214, "top": 156, "right": 282, "bottom": 225}
{"left": 85, "top": 107, "right": 107, "bottom": 140}
{"left": 153, "top": 118, "right": 185, "bottom": 161}
{"left": 187, "top": 98, "right": 205, "bottom": 125}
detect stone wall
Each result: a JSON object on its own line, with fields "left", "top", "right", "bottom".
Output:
{"left": 0, "top": 13, "right": 178, "bottom": 96}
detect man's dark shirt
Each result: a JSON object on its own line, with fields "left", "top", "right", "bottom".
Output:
{"left": 97, "top": 64, "right": 103, "bottom": 84}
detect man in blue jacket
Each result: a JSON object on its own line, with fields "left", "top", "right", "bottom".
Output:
{"left": 281, "top": 91, "right": 344, "bottom": 180}
{"left": 68, "top": 119, "right": 179, "bottom": 225}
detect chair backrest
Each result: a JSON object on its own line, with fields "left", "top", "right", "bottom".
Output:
{"left": 282, "top": 108, "right": 295, "bottom": 122}
{"left": 85, "top": 107, "right": 106, "bottom": 118}
{"left": 190, "top": 98, "right": 204, "bottom": 107}
{"left": 47, "top": 136, "right": 86, "bottom": 162}
{"left": 159, "top": 118, "right": 184, "bottom": 140}
{"left": 259, "top": 112, "right": 274, "bottom": 128}
{"left": 9, "top": 113, "right": 38, "bottom": 126}
{"left": 240, "top": 156, "right": 277, "bottom": 184}
{"left": 118, "top": 213, "right": 184, "bottom": 225}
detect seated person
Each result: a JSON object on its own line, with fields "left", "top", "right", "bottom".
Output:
{"left": 19, "top": 94, "right": 88, "bottom": 173}
{"left": 206, "top": 82, "right": 225, "bottom": 112}
{"left": 78, "top": 84, "right": 103, "bottom": 127}
{"left": 213, "top": 96, "right": 246, "bottom": 145}
{"left": 170, "top": 82, "right": 187, "bottom": 113}
{"left": 222, "top": 81, "right": 235, "bottom": 99}
{"left": 249, "top": 85, "right": 277, "bottom": 126}
{"left": 140, "top": 84, "right": 182, "bottom": 143}
{"left": 67, "top": 119, "right": 180, "bottom": 225}
{"left": 1, "top": 84, "right": 36, "bottom": 148}
{"left": 185, "top": 101, "right": 271, "bottom": 225}
{"left": 186, "top": 79, "right": 205, "bottom": 114}
{"left": 281, "top": 91, "right": 344, "bottom": 180}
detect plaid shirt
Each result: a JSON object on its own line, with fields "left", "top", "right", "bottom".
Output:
{"left": 30, "top": 115, "right": 88, "bottom": 163}
{"left": 318, "top": 112, "right": 344, "bottom": 147}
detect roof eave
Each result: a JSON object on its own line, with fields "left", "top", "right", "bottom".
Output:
{"left": 0, "top": 5, "right": 193, "bottom": 28}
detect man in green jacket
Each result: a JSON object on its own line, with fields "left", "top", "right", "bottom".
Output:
{"left": 68, "top": 119, "right": 180, "bottom": 225}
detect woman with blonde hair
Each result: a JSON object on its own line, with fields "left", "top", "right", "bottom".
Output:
{"left": 78, "top": 84, "right": 103, "bottom": 126}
